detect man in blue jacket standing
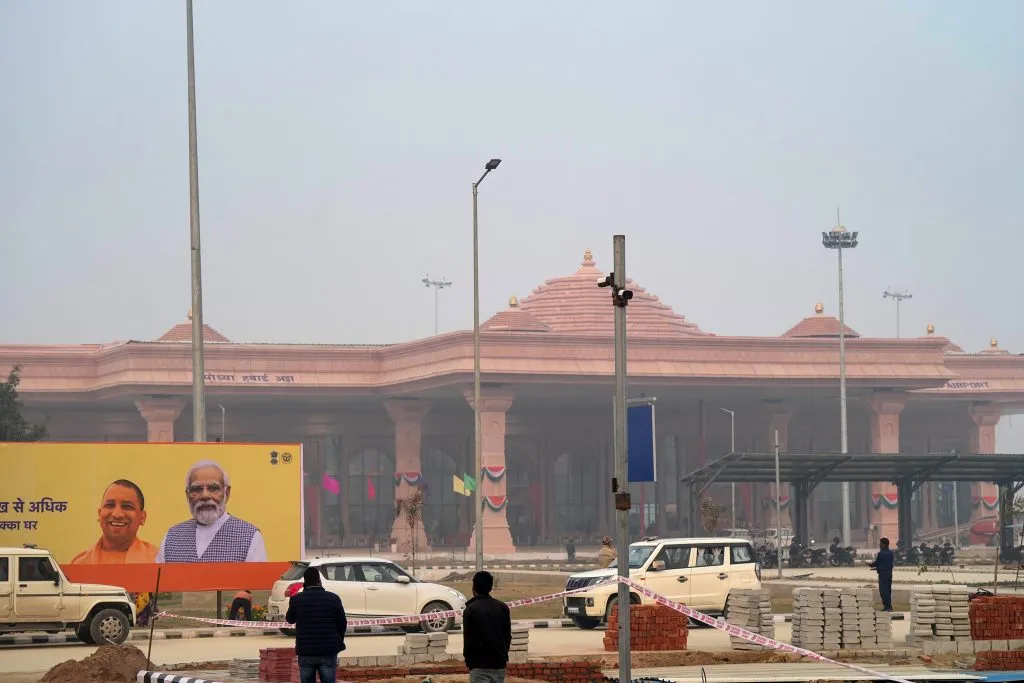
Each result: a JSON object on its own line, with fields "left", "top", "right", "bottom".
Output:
{"left": 869, "top": 537, "right": 895, "bottom": 612}
{"left": 286, "top": 567, "right": 347, "bottom": 683}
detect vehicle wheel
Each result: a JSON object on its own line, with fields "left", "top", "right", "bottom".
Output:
{"left": 604, "top": 593, "right": 641, "bottom": 624}
{"left": 75, "top": 622, "right": 96, "bottom": 644}
{"left": 279, "top": 628, "right": 297, "bottom": 637}
{"left": 571, "top": 616, "right": 601, "bottom": 630}
{"left": 420, "top": 601, "right": 454, "bottom": 633}
{"left": 88, "top": 608, "right": 130, "bottom": 645}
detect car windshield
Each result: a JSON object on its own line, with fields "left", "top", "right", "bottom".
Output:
{"left": 281, "top": 562, "right": 309, "bottom": 580}
{"left": 610, "top": 545, "right": 656, "bottom": 569}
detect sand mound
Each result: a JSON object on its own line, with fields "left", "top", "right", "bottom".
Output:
{"left": 40, "top": 644, "right": 149, "bottom": 683}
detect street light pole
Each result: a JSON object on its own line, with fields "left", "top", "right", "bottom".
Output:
{"left": 883, "top": 289, "right": 913, "bottom": 338}
{"left": 609, "top": 236, "right": 633, "bottom": 683}
{"left": 422, "top": 276, "right": 453, "bottom": 335}
{"left": 774, "top": 429, "right": 783, "bottom": 579}
{"left": 185, "top": 0, "right": 207, "bottom": 442}
{"left": 822, "top": 212, "right": 858, "bottom": 547}
{"left": 472, "top": 158, "right": 502, "bottom": 573}
{"left": 720, "top": 408, "right": 736, "bottom": 526}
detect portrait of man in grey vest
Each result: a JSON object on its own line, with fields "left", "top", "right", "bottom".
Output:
{"left": 156, "top": 460, "right": 268, "bottom": 563}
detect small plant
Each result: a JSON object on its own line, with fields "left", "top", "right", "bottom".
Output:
{"left": 251, "top": 604, "right": 268, "bottom": 621}
{"left": 396, "top": 489, "right": 425, "bottom": 572}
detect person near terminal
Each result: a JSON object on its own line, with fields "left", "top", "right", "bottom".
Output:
{"left": 71, "top": 479, "right": 158, "bottom": 564}
{"left": 597, "top": 536, "right": 616, "bottom": 568}
{"left": 229, "top": 589, "right": 254, "bottom": 621}
{"left": 157, "top": 460, "right": 267, "bottom": 563}
{"left": 286, "top": 566, "right": 347, "bottom": 683}
{"left": 463, "top": 570, "right": 511, "bottom": 683}
{"left": 869, "top": 536, "right": 895, "bottom": 611}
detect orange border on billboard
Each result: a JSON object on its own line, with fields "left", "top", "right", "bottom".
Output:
{"left": 1, "top": 441, "right": 305, "bottom": 593}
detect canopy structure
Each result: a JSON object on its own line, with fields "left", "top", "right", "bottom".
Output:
{"left": 680, "top": 452, "right": 1024, "bottom": 549}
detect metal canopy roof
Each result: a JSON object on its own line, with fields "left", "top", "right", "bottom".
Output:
{"left": 680, "top": 452, "right": 1024, "bottom": 487}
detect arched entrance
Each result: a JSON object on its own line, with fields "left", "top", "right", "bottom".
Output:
{"left": 347, "top": 448, "right": 395, "bottom": 548}
{"left": 422, "top": 449, "right": 460, "bottom": 546}
{"left": 553, "top": 451, "right": 599, "bottom": 541}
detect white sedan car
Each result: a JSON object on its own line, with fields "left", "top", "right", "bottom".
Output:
{"left": 267, "top": 557, "right": 466, "bottom": 633}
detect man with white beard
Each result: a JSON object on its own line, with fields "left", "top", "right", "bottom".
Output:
{"left": 156, "top": 460, "right": 267, "bottom": 563}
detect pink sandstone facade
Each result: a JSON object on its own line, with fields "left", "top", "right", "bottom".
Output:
{"left": 3, "top": 250, "right": 1024, "bottom": 552}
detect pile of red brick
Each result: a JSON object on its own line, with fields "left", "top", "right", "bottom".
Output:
{"left": 976, "top": 650, "right": 1024, "bottom": 671}
{"left": 602, "top": 603, "right": 688, "bottom": 652}
{"left": 260, "top": 646, "right": 295, "bottom": 682}
{"left": 969, "top": 595, "right": 1024, "bottom": 640}
{"left": 281, "top": 658, "right": 603, "bottom": 683}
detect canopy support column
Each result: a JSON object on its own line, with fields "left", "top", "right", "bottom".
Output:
{"left": 999, "top": 481, "right": 1015, "bottom": 555}
{"left": 896, "top": 480, "right": 914, "bottom": 547}
{"left": 793, "top": 482, "right": 811, "bottom": 546}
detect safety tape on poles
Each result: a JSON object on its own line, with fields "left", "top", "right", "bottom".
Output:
{"left": 155, "top": 579, "right": 616, "bottom": 629}
{"left": 156, "top": 576, "right": 913, "bottom": 683}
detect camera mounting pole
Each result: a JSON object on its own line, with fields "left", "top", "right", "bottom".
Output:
{"left": 598, "top": 235, "right": 634, "bottom": 681}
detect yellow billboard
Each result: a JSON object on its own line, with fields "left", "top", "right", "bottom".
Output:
{"left": 0, "top": 442, "right": 303, "bottom": 591}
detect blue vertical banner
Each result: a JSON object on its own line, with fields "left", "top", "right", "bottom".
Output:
{"left": 627, "top": 402, "right": 657, "bottom": 483}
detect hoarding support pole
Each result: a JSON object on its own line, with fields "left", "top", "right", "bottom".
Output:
{"left": 147, "top": 567, "right": 163, "bottom": 667}
{"left": 612, "top": 234, "right": 631, "bottom": 683}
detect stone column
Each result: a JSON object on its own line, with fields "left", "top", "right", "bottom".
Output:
{"left": 134, "top": 398, "right": 185, "bottom": 442}
{"left": 767, "top": 411, "right": 793, "bottom": 531}
{"left": 969, "top": 403, "right": 1001, "bottom": 523}
{"left": 868, "top": 392, "right": 907, "bottom": 542}
{"left": 465, "top": 389, "right": 515, "bottom": 555}
{"left": 384, "top": 400, "right": 431, "bottom": 553}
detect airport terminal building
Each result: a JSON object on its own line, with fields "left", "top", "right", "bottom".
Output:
{"left": 4, "top": 250, "right": 1023, "bottom": 552}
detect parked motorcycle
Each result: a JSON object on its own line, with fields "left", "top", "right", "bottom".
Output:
{"left": 828, "top": 545, "right": 857, "bottom": 567}
{"left": 809, "top": 547, "right": 829, "bottom": 568}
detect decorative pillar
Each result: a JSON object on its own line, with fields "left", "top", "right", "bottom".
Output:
{"left": 384, "top": 400, "right": 432, "bottom": 554}
{"left": 767, "top": 411, "right": 794, "bottom": 533}
{"left": 465, "top": 389, "right": 515, "bottom": 554}
{"left": 867, "top": 392, "right": 907, "bottom": 542}
{"left": 134, "top": 398, "right": 185, "bottom": 443}
{"left": 968, "top": 403, "right": 1001, "bottom": 523}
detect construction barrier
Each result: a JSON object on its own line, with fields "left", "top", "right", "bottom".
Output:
{"left": 137, "top": 672, "right": 224, "bottom": 683}
{"left": 603, "top": 604, "right": 688, "bottom": 651}
{"left": 970, "top": 595, "right": 1024, "bottom": 640}
{"left": 159, "top": 575, "right": 915, "bottom": 683}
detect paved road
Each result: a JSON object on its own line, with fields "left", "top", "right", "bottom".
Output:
{"left": 0, "top": 618, "right": 916, "bottom": 678}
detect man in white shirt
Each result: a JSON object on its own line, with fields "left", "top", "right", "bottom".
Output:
{"left": 157, "top": 460, "right": 268, "bottom": 563}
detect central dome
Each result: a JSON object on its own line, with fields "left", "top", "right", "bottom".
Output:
{"left": 514, "top": 249, "right": 708, "bottom": 337}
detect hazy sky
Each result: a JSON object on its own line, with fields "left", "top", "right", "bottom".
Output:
{"left": 2, "top": 1, "right": 1022, "bottom": 355}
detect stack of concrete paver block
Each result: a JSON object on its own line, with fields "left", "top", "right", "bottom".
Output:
{"left": 906, "top": 585, "right": 973, "bottom": 654}
{"left": 509, "top": 624, "right": 529, "bottom": 662}
{"left": 791, "top": 587, "right": 826, "bottom": 651}
{"left": 398, "top": 631, "right": 449, "bottom": 658}
{"left": 726, "top": 589, "right": 776, "bottom": 650}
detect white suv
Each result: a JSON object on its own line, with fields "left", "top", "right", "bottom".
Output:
{"left": 268, "top": 558, "right": 466, "bottom": 633}
{"left": 562, "top": 536, "right": 761, "bottom": 630}
{"left": 0, "top": 545, "right": 136, "bottom": 644}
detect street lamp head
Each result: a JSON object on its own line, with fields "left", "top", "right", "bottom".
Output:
{"left": 822, "top": 230, "right": 858, "bottom": 250}
{"left": 485, "top": 159, "right": 502, "bottom": 171}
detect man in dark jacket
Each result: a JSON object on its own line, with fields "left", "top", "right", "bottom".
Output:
{"left": 869, "top": 537, "right": 895, "bottom": 612}
{"left": 286, "top": 566, "right": 347, "bottom": 683}
{"left": 463, "top": 571, "right": 511, "bottom": 683}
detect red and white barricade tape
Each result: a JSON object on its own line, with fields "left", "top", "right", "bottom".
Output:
{"left": 155, "top": 576, "right": 912, "bottom": 683}
{"left": 155, "top": 579, "right": 614, "bottom": 629}
{"left": 617, "top": 577, "right": 913, "bottom": 683}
